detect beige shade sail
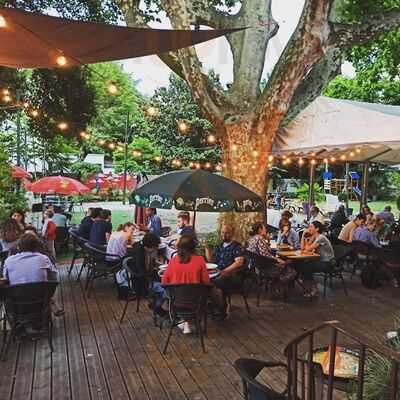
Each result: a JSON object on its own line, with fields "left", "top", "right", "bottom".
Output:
{"left": 274, "top": 96, "right": 400, "bottom": 165}
{"left": 0, "top": 7, "right": 243, "bottom": 69}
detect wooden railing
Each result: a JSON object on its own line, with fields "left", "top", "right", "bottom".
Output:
{"left": 284, "top": 320, "right": 400, "bottom": 400}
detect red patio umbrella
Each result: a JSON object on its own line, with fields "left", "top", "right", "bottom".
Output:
{"left": 11, "top": 164, "right": 32, "bottom": 179}
{"left": 29, "top": 176, "right": 90, "bottom": 195}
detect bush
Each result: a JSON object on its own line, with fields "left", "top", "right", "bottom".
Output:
{"left": 296, "top": 183, "right": 325, "bottom": 202}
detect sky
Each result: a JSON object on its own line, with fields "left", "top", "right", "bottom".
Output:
{"left": 121, "top": 0, "right": 355, "bottom": 95}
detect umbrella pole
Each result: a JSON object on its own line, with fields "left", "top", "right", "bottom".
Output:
{"left": 308, "top": 161, "right": 316, "bottom": 218}
{"left": 361, "top": 162, "right": 369, "bottom": 211}
{"left": 192, "top": 211, "right": 197, "bottom": 229}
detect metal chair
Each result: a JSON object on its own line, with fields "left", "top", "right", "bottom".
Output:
{"left": 68, "top": 230, "right": 87, "bottom": 276}
{"left": 1, "top": 281, "right": 58, "bottom": 361}
{"left": 162, "top": 284, "right": 210, "bottom": 354}
{"left": 83, "top": 243, "right": 122, "bottom": 298}
{"left": 55, "top": 227, "right": 69, "bottom": 255}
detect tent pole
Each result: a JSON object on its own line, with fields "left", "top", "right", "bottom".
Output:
{"left": 308, "top": 162, "right": 316, "bottom": 218}
{"left": 344, "top": 162, "right": 350, "bottom": 216}
{"left": 361, "top": 162, "right": 369, "bottom": 210}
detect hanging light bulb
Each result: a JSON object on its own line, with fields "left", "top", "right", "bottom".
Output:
{"left": 98, "top": 139, "right": 105, "bottom": 146}
{"left": 155, "top": 156, "right": 162, "bottom": 163}
{"left": 85, "top": 133, "right": 91, "bottom": 140}
{"left": 3, "top": 94, "right": 11, "bottom": 103}
{"left": 56, "top": 55, "right": 67, "bottom": 67}
{"left": 57, "top": 122, "right": 68, "bottom": 131}
{"left": 146, "top": 105, "right": 157, "bottom": 117}
{"left": 252, "top": 150, "right": 259, "bottom": 158}
{"left": 330, "top": 156, "right": 336, "bottom": 162}
{"left": 311, "top": 159, "right": 316, "bottom": 165}
{"left": 323, "top": 158, "right": 328, "bottom": 163}
{"left": 175, "top": 160, "right": 182, "bottom": 167}
{"left": 31, "top": 109, "right": 39, "bottom": 118}
{"left": 195, "top": 163, "right": 201, "bottom": 169}
{"left": 298, "top": 158, "right": 304, "bottom": 166}
{"left": 108, "top": 143, "right": 116, "bottom": 150}
{"left": 231, "top": 144, "right": 238, "bottom": 152}
{"left": 340, "top": 154, "right": 346, "bottom": 161}
{"left": 0, "top": 14, "right": 7, "bottom": 28}
{"left": 286, "top": 157, "right": 291, "bottom": 164}
{"left": 79, "top": 131, "right": 86, "bottom": 138}
{"left": 349, "top": 151, "right": 355, "bottom": 157}
{"left": 133, "top": 150, "right": 142, "bottom": 157}
{"left": 207, "top": 134, "right": 216, "bottom": 144}
{"left": 311, "top": 152, "right": 316, "bottom": 157}
{"left": 356, "top": 148, "right": 361, "bottom": 153}
{"left": 189, "top": 162, "right": 194, "bottom": 168}
{"left": 268, "top": 155, "right": 274, "bottom": 162}
{"left": 177, "top": 120, "right": 189, "bottom": 134}
{"left": 216, "top": 164, "right": 222, "bottom": 171}
{"left": 268, "top": 163, "right": 273, "bottom": 168}
{"left": 205, "top": 162, "right": 211, "bottom": 169}
{"left": 107, "top": 81, "right": 118, "bottom": 95}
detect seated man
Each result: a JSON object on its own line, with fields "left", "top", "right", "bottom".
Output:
{"left": 167, "top": 211, "right": 198, "bottom": 247}
{"left": 338, "top": 213, "right": 366, "bottom": 243}
{"left": 205, "top": 224, "right": 245, "bottom": 317}
{"left": 90, "top": 209, "right": 112, "bottom": 246}
{"left": 77, "top": 207, "right": 101, "bottom": 240}
{"left": 142, "top": 208, "right": 162, "bottom": 238}
{"left": 353, "top": 221, "right": 381, "bottom": 248}
{"left": 377, "top": 206, "right": 395, "bottom": 226}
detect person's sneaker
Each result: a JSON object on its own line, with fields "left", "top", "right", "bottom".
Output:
{"left": 177, "top": 321, "right": 192, "bottom": 334}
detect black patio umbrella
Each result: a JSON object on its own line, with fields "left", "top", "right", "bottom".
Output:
{"left": 130, "top": 170, "right": 263, "bottom": 226}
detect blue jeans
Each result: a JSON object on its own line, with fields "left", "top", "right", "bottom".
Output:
{"left": 151, "top": 282, "right": 167, "bottom": 308}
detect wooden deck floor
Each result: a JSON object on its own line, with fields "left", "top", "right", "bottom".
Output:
{"left": 0, "top": 263, "right": 399, "bottom": 400}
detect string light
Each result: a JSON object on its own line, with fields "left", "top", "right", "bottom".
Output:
{"left": 216, "top": 164, "right": 222, "bottom": 171}
{"left": 2, "top": 89, "right": 10, "bottom": 95}
{"left": 340, "top": 154, "right": 346, "bottom": 161}
{"left": 311, "top": 159, "right": 316, "bottom": 165}
{"left": 205, "top": 162, "right": 211, "bottom": 169}
{"left": 268, "top": 163, "right": 273, "bottom": 168}
{"left": 356, "top": 148, "right": 361, "bottom": 153}
{"left": 349, "top": 151, "right": 355, "bottom": 157}
{"left": 207, "top": 134, "right": 216, "bottom": 144}
{"left": 231, "top": 144, "right": 238, "bottom": 152}
{"left": 117, "top": 145, "right": 123, "bottom": 152}
{"left": 268, "top": 155, "right": 274, "bottom": 162}
{"left": 108, "top": 143, "right": 116, "bottom": 150}
{"left": 56, "top": 55, "right": 67, "bottom": 67}
{"left": 330, "top": 157, "right": 336, "bottom": 162}
{"left": 3, "top": 94, "right": 11, "bottom": 103}
{"left": 31, "top": 109, "right": 39, "bottom": 118}
{"left": 189, "top": 161, "right": 194, "bottom": 168}
{"left": 195, "top": 163, "right": 201, "bottom": 169}
{"left": 311, "top": 152, "right": 316, "bottom": 157}
{"left": 107, "top": 81, "right": 118, "bottom": 95}
{"left": 323, "top": 158, "right": 328, "bottom": 163}
{"left": 155, "top": 156, "right": 162, "bottom": 163}
{"left": 22, "top": 101, "right": 29, "bottom": 108}
{"left": 0, "top": 14, "right": 7, "bottom": 28}
{"left": 146, "top": 106, "right": 157, "bottom": 117}
{"left": 132, "top": 150, "right": 142, "bottom": 157}
{"left": 57, "top": 122, "right": 68, "bottom": 131}
{"left": 177, "top": 120, "right": 189, "bottom": 134}
{"left": 252, "top": 150, "right": 259, "bottom": 158}
{"left": 286, "top": 157, "right": 291, "bottom": 164}
{"left": 298, "top": 158, "right": 304, "bottom": 166}
{"left": 98, "top": 139, "right": 105, "bottom": 146}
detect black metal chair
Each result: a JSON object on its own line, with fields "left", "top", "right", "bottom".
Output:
{"left": 317, "top": 244, "right": 351, "bottom": 297}
{"left": 234, "top": 358, "right": 288, "bottom": 399}
{"left": 162, "top": 284, "right": 210, "bottom": 354}
{"left": 119, "top": 256, "right": 156, "bottom": 323}
{"left": 1, "top": 281, "right": 58, "bottom": 361}
{"left": 83, "top": 243, "right": 123, "bottom": 298}
{"left": 0, "top": 250, "right": 9, "bottom": 274}
{"left": 68, "top": 230, "right": 87, "bottom": 276}
{"left": 225, "top": 266, "right": 251, "bottom": 314}
{"left": 350, "top": 240, "right": 377, "bottom": 278}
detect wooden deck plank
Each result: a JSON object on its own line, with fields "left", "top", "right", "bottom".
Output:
{"left": 11, "top": 341, "right": 35, "bottom": 400}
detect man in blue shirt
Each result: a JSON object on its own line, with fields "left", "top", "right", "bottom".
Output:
{"left": 377, "top": 206, "right": 396, "bottom": 226}
{"left": 90, "top": 209, "right": 112, "bottom": 246}
{"left": 353, "top": 221, "right": 381, "bottom": 248}
{"left": 205, "top": 224, "right": 245, "bottom": 318}
{"left": 143, "top": 208, "right": 162, "bottom": 237}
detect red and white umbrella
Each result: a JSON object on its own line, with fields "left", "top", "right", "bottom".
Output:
{"left": 11, "top": 164, "right": 32, "bottom": 179}
{"left": 29, "top": 176, "right": 90, "bottom": 195}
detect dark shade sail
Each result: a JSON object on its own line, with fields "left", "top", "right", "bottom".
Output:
{"left": 0, "top": 7, "right": 243, "bottom": 69}
{"left": 131, "top": 170, "right": 264, "bottom": 213}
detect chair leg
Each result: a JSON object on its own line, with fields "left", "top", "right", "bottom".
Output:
{"left": 136, "top": 296, "right": 141, "bottom": 313}
{"left": 77, "top": 258, "right": 87, "bottom": 281}
{"left": 196, "top": 317, "right": 206, "bottom": 353}
{"left": 162, "top": 321, "right": 175, "bottom": 355}
{"left": 120, "top": 300, "right": 129, "bottom": 323}
{"left": 203, "top": 312, "right": 208, "bottom": 336}
{"left": 340, "top": 273, "right": 348, "bottom": 296}
{"left": 243, "top": 293, "right": 250, "bottom": 314}
{"left": 48, "top": 319, "right": 54, "bottom": 353}
{"left": 68, "top": 254, "right": 76, "bottom": 275}
{"left": 1, "top": 329, "right": 13, "bottom": 361}
{"left": 323, "top": 275, "right": 328, "bottom": 298}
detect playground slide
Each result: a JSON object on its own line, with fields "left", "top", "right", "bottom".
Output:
{"left": 352, "top": 186, "right": 362, "bottom": 199}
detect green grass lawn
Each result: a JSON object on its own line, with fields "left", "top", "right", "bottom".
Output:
{"left": 71, "top": 210, "right": 135, "bottom": 229}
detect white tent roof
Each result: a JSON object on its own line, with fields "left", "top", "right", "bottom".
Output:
{"left": 274, "top": 96, "right": 400, "bottom": 165}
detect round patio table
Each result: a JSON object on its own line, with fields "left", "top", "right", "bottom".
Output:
{"left": 277, "top": 250, "right": 320, "bottom": 260}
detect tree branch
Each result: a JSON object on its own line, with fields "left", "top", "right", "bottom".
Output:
{"left": 330, "top": 10, "right": 400, "bottom": 48}
{"left": 255, "top": 0, "right": 334, "bottom": 132}
{"left": 281, "top": 47, "right": 343, "bottom": 126}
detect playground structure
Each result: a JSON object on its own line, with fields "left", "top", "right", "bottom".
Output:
{"left": 324, "top": 171, "right": 361, "bottom": 200}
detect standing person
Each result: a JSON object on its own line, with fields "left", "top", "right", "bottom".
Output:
{"left": 90, "top": 209, "right": 112, "bottom": 246}
{"left": 297, "top": 221, "right": 335, "bottom": 297}
{"left": 338, "top": 214, "right": 366, "bottom": 243}
{"left": 0, "top": 219, "right": 23, "bottom": 253}
{"left": 10, "top": 209, "right": 26, "bottom": 231}
{"left": 42, "top": 210, "right": 57, "bottom": 260}
{"left": 277, "top": 219, "right": 300, "bottom": 249}
{"left": 275, "top": 188, "right": 282, "bottom": 210}
{"left": 52, "top": 206, "right": 68, "bottom": 228}
{"left": 142, "top": 208, "right": 162, "bottom": 238}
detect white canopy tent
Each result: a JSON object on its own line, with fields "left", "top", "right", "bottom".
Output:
{"left": 273, "top": 96, "right": 400, "bottom": 211}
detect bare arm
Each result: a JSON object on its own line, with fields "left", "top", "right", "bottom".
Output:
{"left": 221, "top": 256, "right": 244, "bottom": 276}
{"left": 204, "top": 245, "right": 215, "bottom": 263}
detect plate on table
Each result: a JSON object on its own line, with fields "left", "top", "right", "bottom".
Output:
{"left": 206, "top": 263, "right": 218, "bottom": 270}
{"left": 209, "top": 271, "right": 220, "bottom": 279}
{"left": 159, "top": 264, "right": 168, "bottom": 270}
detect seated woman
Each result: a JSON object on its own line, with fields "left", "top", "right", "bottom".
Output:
{"left": 296, "top": 221, "right": 335, "bottom": 297}
{"left": 247, "top": 222, "right": 296, "bottom": 296}
{"left": 106, "top": 222, "right": 135, "bottom": 260}
{"left": 0, "top": 219, "right": 23, "bottom": 254}
{"left": 159, "top": 234, "right": 210, "bottom": 334}
{"left": 277, "top": 219, "right": 300, "bottom": 249}
{"left": 3, "top": 233, "right": 64, "bottom": 316}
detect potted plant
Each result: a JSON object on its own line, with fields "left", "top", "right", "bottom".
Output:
{"left": 296, "top": 183, "right": 325, "bottom": 216}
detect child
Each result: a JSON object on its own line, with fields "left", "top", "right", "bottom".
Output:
{"left": 42, "top": 210, "right": 57, "bottom": 261}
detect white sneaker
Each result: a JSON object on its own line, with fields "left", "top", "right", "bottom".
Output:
{"left": 183, "top": 322, "right": 192, "bottom": 335}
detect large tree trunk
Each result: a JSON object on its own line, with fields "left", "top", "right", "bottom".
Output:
{"left": 218, "top": 117, "right": 275, "bottom": 243}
